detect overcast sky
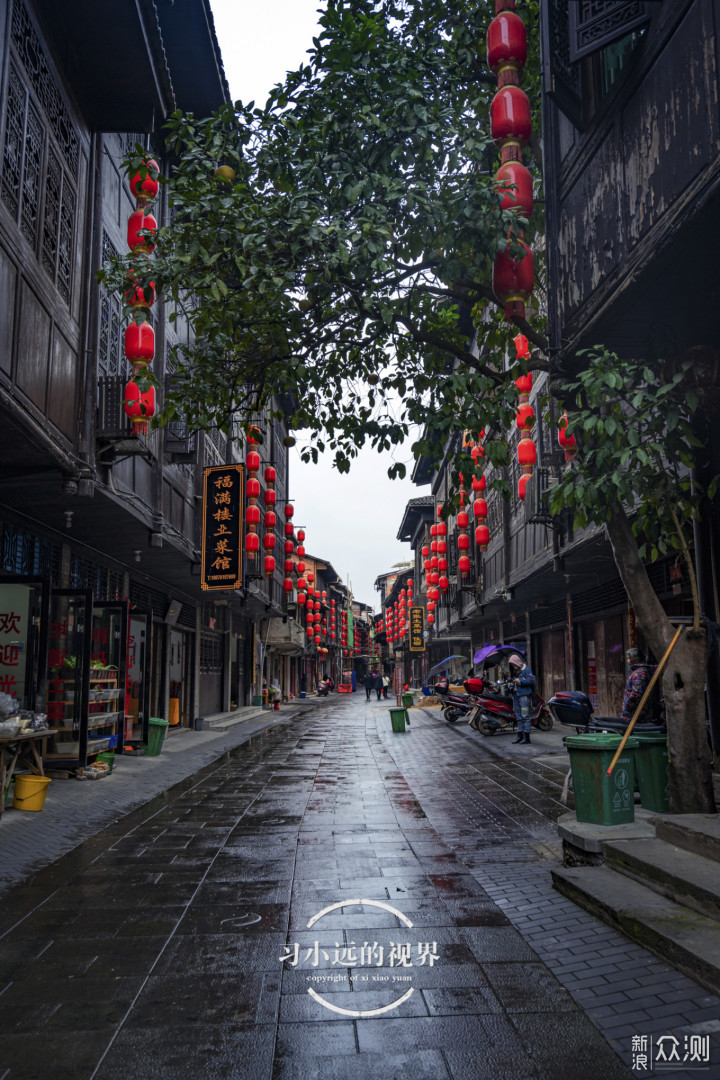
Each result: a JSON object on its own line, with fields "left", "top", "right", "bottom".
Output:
{"left": 209, "top": 0, "right": 423, "bottom": 608}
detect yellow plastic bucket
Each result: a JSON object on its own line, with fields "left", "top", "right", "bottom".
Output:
{"left": 13, "top": 774, "right": 51, "bottom": 812}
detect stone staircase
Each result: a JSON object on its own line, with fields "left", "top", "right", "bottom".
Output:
{"left": 552, "top": 814, "right": 720, "bottom": 994}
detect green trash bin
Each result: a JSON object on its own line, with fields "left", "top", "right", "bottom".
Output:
{"left": 145, "top": 717, "right": 169, "bottom": 757}
{"left": 565, "top": 733, "right": 639, "bottom": 825}
{"left": 389, "top": 707, "right": 407, "bottom": 733}
{"left": 402, "top": 693, "right": 414, "bottom": 708}
{"left": 633, "top": 733, "right": 669, "bottom": 812}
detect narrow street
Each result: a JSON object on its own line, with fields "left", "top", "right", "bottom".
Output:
{"left": 1, "top": 696, "right": 717, "bottom": 1080}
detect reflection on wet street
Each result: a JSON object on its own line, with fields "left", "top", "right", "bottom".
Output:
{"left": 0, "top": 695, "right": 634, "bottom": 1079}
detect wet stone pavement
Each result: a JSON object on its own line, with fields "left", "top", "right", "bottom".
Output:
{"left": 1, "top": 694, "right": 719, "bottom": 1080}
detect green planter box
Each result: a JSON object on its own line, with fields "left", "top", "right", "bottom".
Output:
{"left": 389, "top": 708, "right": 407, "bottom": 733}
{"left": 565, "top": 733, "right": 639, "bottom": 825}
{"left": 633, "top": 733, "right": 669, "bottom": 812}
{"left": 145, "top": 717, "right": 169, "bottom": 757}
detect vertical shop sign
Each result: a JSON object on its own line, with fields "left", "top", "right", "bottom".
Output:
{"left": 628, "top": 602, "right": 637, "bottom": 649}
{"left": 0, "top": 585, "right": 29, "bottom": 702}
{"left": 201, "top": 465, "right": 244, "bottom": 591}
{"left": 409, "top": 607, "right": 425, "bottom": 651}
{"left": 587, "top": 640, "right": 598, "bottom": 708}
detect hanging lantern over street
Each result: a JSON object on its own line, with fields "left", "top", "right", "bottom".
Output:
{"left": 123, "top": 381, "right": 155, "bottom": 435}
{"left": 519, "top": 474, "right": 530, "bottom": 501}
{"left": 487, "top": 9, "right": 527, "bottom": 85}
{"left": 475, "top": 525, "right": 490, "bottom": 552}
{"left": 264, "top": 556, "right": 275, "bottom": 576}
{"left": 495, "top": 161, "right": 533, "bottom": 216}
{"left": 492, "top": 241, "right": 534, "bottom": 321}
{"left": 518, "top": 437, "right": 537, "bottom": 474}
{"left": 558, "top": 412, "right": 577, "bottom": 462}
{"left": 458, "top": 555, "right": 471, "bottom": 579}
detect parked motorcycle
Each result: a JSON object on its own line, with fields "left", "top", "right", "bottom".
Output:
{"left": 469, "top": 680, "right": 553, "bottom": 735}
{"left": 547, "top": 690, "right": 666, "bottom": 734}
{"left": 434, "top": 675, "right": 485, "bottom": 723}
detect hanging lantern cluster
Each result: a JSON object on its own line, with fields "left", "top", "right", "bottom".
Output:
{"left": 488, "top": 2, "right": 534, "bottom": 322}
{"left": 512, "top": 333, "right": 536, "bottom": 500}
{"left": 263, "top": 465, "right": 277, "bottom": 577}
{"left": 245, "top": 429, "right": 262, "bottom": 563}
{"left": 341, "top": 607, "right": 348, "bottom": 651}
{"left": 454, "top": 486, "right": 471, "bottom": 581}
{"left": 330, "top": 598, "right": 336, "bottom": 640}
{"left": 282, "top": 503, "right": 295, "bottom": 592}
{"left": 123, "top": 157, "right": 159, "bottom": 434}
{"left": 558, "top": 412, "right": 577, "bottom": 462}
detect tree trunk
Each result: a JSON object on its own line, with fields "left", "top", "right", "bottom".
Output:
{"left": 606, "top": 506, "right": 715, "bottom": 814}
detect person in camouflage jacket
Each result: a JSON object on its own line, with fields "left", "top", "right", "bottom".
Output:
{"left": 621, "top": 649, "right": 655, "bottom": 723}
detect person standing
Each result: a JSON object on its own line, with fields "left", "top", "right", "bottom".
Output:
{"left": 382, "top": 673, "right": 390, "bottom": 699}
{"left": 363, "top": 671, "right": 374, "bottom": 700}
{"left": 373, "top": 670, "right": 384, "bottom": 700}
{"left": 508, "top": 653, "right": 536, "bottom": 744}
{"left": 621, "top": 649, "right": 655, "bottom": 724}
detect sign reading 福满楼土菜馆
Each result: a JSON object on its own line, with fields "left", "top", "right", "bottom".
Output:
{"left": 409, "top": 607, "right": 425, "bottom": 651}
{"left": 201, "top": 465, "right": 244, "bottom": 591}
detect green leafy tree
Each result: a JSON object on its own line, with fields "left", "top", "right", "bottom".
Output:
{"left": 101, "top": 0, "right": 716, "bottom": 812}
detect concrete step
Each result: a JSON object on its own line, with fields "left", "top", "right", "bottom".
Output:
{"left": 653, "top": 814, "right": 720, "bottom": 864}
{"left": 604, "top": 837, "right": 720, "bottom": 923}
{"left": 552, "top": 863, "right": 720, "bottom": 995}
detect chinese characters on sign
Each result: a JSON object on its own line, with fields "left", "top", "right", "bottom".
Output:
{"left": 0, "top": 585, "right": 30, "bottom": 702}
{"left": 409, "top": 606, "right": 425, "bottom": 651}
{"left": 280, "top": 941, "right": 438, "bottom": 968}
{"left": 631, "top": 1033, "right": 711, "bottom": 1071}
{"left": 201, "top": 465, "right": 244, "bottom": 592}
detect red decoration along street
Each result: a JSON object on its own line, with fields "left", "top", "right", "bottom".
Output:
{"left": 488, "top": 0, "right": 534, "bottom": 323}
{"left": 123, "top": 156, "right": 160, "bottom": 435}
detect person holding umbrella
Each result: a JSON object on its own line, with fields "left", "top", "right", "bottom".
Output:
{"left": 508, "top": 653, "right": 537, "bottom": 744}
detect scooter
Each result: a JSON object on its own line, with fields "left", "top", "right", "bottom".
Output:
{"left": 469, "top": 679, "right": 553, "bottom": 736}
{"left": 434, "top": 675, "right": 486, "bottom": 723}
{"left": 547, "top": 690, "right": 666, "bottom": 734}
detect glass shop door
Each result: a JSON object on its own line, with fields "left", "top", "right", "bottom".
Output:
{"left": 0, "top": 575, "right": 50, "bottom": 712}
{"left": 44, "top": 590, "right": 93, "bottom": 766}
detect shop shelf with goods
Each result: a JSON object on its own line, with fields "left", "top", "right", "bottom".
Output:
{"left": 46, "top": 666, "right": 123, "bottom": 761}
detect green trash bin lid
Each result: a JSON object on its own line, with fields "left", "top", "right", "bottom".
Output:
{"left": 149, "top": 717, "right": 169, "bottom": 727}
{"left": 632, "top": 732, "right": 667, "bottom": 743}
{"left": 564, "top": 733, "right": 639, "bottom": 749}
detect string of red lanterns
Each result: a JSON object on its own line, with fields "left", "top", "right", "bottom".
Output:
{"left": 282, "top": 503, "right": 294, "bottom": 592}
{"left": 124, "top": 157, "right": 159, "bottom": 434}
{"left": 245, "top": 429, "right": 261, "bottom": 563}
{"left": 489, "top": 0, "right": 534, "bottom": 323}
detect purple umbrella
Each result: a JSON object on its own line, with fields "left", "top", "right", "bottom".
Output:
{"left": 473, "top": 643, "right": 526, "bottom": 667}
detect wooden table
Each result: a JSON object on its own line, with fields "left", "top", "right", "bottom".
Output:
{"left": 0, "top": 730, "right": 56, "bottom": 817}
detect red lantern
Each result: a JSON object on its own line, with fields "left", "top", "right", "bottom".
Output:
{"left": 264, "top": 489, "right": 276, "bottom": 506}
{"left": 283, "top": 540, "right": 294, "bottom": 555}
{"left": 306, "top": 626, "right": 314, "bottom": 638}
{"left": 247, "top": 505, "right": 261, "bottom": 526}
{"left": 245, "top": 533, "right": 260, "bottom": 554}
{"left": 265, "top": 466, "right": 276, "bottom": 483}
{"left": 473, "top": 499, "right": 488, "bottom": 520}
{"left": 493, "top": 240, "right": 534, "bottom": 320}
{"left": 438, "top": 558, "right": 448, "bottom": 571}
{"left": 247, "top": 426, "right": 261, "bottom": 445}
{"left": 127, "top": 209, "right": 157, "bottom": 252}
{"left": 297, "top": 529, "right": 305, "bottom": 542}
{"left": 297, "top": 545, "right": 305, "bottom": 558}
{"left": 475, "top": 525, "right": 490, "bottom": 551}
{"left": 427, "top": 613, "right": 435, "bottom": 625}
{"left": 246, "top": 478, "right": 260, "bottom": 499}
{"left": 283, "top": 578, "right": 293, "bottom": 592}
{"left": 297, "top": 577, "right": 307, "bottom": 591}
{"left": 490, "top": 87, "right": 531, "bottom": 147}
{"left": 263, "top": 534, "right": 276, "bottom": 550}
{"left": 421, "top": 546, "right": 429, "bottom": 557}
{"left": 284, "top": 522, "right": 294, "bottom": 537}
{"left": 513, "top": 332, "right": 532, "bottom": 360}
{"left": 516, "top": 403, "right": 535, "bottom": 431}
{"left": 457, "top": 511, "right": 469, "bottom": 529}
{"left": 487, "top": 11, "right": 527, "bottom": 83}
{"left": 247, "top": 450, "right": 261, "bottom": 473}
{"left": 297, "top": 592, "right": 307, "bottom": 606}
{"left": 437, "top": 522, "right": 447, "bottom": 537}
{"left": 285, "top": 503, "right": 294, "bottom": 518}
{"left": 125, "top": 277, "right": 155, "bottom": 309}
{"left": 495, "top": 161, "right": 533, "bottom": 216}
{"left": 437, "top": 541, "right": 447, "bottom": 555}
{"left": 518, "top": 437, "right": 537, "bottom": 474}
{"left": 439, "top": 575, "right": 449, "bottom": 592}
{"left": 559, "top": 413, "right": 577, "bottom": 461}
{"left": 124, "top": 321, "right": 154, "bottom": 364}
{"left": 264, "top": 511, "right": 277, "bottom": 529}
{"left": 458, "top": 555, "right": 471, "bottom": 578}
{"left": 284, "top": 558, "right": 294, "bottom": 572}
{"left": 123, "top": 380, "right": 155, "bottom": 434}
{"left": 264, "top": 556, "right": 275, "bottom": 575}
{"left": 130, "top": 159, "right": 159, "bottom": 200}
{"left": 515, "top": 372, "right": 533, "bottom": 396}
{"left": 296, "top": 561, "right": 306, "bottom": 575}
{"left": 458, "top": 534, "right": 470, "bottom": 551}
{"left": 519, "top": 474, "right": 530, "bottom": 501}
